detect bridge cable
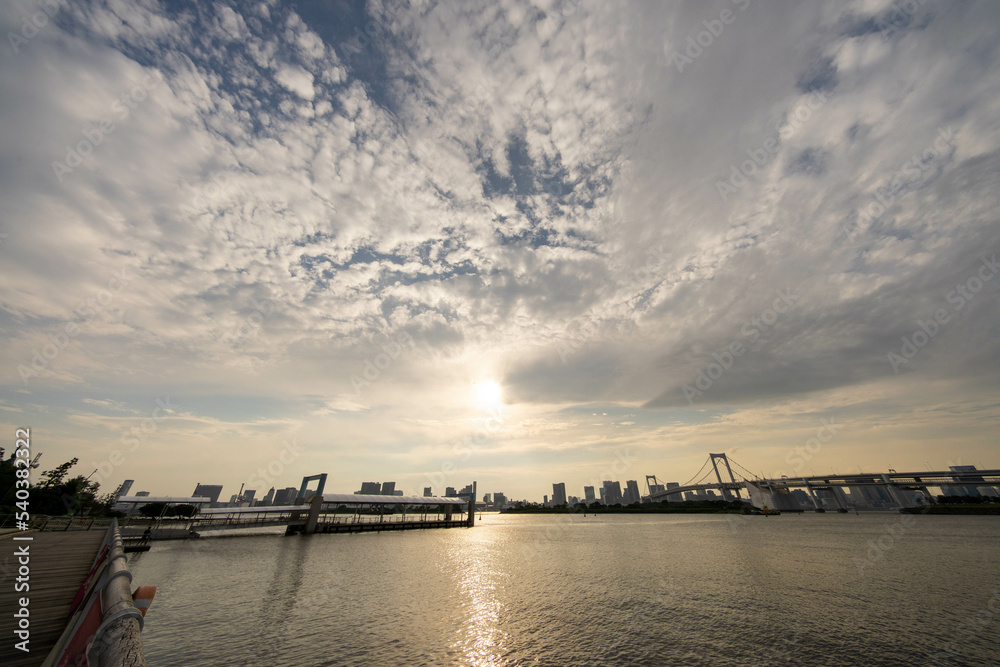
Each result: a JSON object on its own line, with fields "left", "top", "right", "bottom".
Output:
{"left": 680, "top": 457, "right": 711, "bottom": 487}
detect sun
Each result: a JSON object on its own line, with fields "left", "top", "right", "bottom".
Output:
{"left": 473, "top": 380, "right": 504, "bottom": 409}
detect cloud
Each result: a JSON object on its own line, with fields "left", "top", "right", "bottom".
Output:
{"left": 0, "top": 0, "right": 998, "bottom": 499}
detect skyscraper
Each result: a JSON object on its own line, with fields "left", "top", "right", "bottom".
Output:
{"left": 624, "top": 480, "right": 640, "bottom": 505}
{"left": 493, "top": 492, "right": 507, "bottom": 508}
{"left": 552, "top": 482, "right": 567, "bottom": 505}
{"left": 193, "top": 483, "right": 223, "bottom": 504}
{"left": 359, "top": 482, "right": 381, "bottom": 494}
{"left": 584, "top": 486, "right": 596, "bottom": 502}
{"left": 602, "top": 480, "right": 623, "bottom": 505}
{"left": 381, "top": 481, "right": 396, "bottom": 496}
{"left": 273, "top": 487, "right": 298, "bottom": 505}
{"left": 262, "top": 487, "right": 275, "bottom": 505}
{"left": 423, "top": 487, "right": 432, "bottom": 497}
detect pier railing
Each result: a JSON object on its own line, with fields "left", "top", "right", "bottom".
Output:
{"left": 42, "top": 519, "right": 147, "bottom": 666}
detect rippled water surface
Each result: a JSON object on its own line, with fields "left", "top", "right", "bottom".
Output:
{"left": 129, "top": 513, "right": 1000, "bottom": 666}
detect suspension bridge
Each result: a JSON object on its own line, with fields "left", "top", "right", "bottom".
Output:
{"left": 646, "top": 453, "right": 1000, "bottom": 511}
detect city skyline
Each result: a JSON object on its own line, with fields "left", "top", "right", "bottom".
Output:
{"left": 2, "top": 1, "right": 999, "bottom": 503}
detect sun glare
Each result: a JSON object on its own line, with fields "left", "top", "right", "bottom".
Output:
{"left": 473, "top": 380, "right": 504, "bottom": 409}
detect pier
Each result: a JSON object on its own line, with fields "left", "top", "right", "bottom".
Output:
{"left": 0, "top": 520, "right": 149, "bottom": 666}
{"left": 112, "top": 477, "right": 479, "bottom": 538}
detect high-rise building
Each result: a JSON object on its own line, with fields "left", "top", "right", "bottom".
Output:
{"left": 193, "top": 483, "right": 223, "bottom": 504}
{"left": 552, "top": 483, "right": 567, "bottom": 506}
{"left": 445, "top": 487, "right": 456, "bottom": 497}
{"left": 273, "top": 487, "right": 299, "bottom": 505}
{"left": 423, "top": 487, "right": 432, "bottom": 497}
{"left": 243, "top": 489, "right": 256, "bottom": 505}
{"left": 493, "top": 492, "right": 507, "bottom": 508}
{"left": 483, "top": 493, "right": 492, "bottom": 505}
{"left": 624, "top": 480, "right": 640, "bottom": 505}
{"left": 358, "top": 482, "right": 382, "bottom": 494}
{"left": 381, "top": 481, "right": 396, "bottom": 496}
{"left": 262, "top": 487, "right": 275, "bottom": 505}
{"left": 602, "top": 480, "right": 623, "bottom": 505}
{"left": 584, "top": 486, "right": 596, "bottom": 502}
{"left": 543, "top": 495, "right": 549, "bottom": 506}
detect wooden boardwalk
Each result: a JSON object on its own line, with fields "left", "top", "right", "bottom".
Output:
{"left": 0, "top": 531, "right": 106, "bottom": 667}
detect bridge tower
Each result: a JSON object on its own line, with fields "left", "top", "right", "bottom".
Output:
{"left": 709, "top": 453, "right": 740, "bottom": 501}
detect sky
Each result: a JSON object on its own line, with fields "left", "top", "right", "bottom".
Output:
{"left": 1, "top": 0, "right": 998, "bottom": 503}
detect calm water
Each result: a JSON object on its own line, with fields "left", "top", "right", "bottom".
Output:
{"left": 129, "top": 513, "right": 1000, "bottom": 666}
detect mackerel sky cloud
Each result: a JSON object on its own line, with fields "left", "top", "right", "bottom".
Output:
{"left": 1, "top": 0, "right": 998, "bottom": 501}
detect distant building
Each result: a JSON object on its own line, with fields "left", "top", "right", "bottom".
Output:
{"left": 135, "top": 491, "right": 150, "bottom": 497}
{"left": 584, "top": 486, "right": 596, "bottom": 502}
{"left": 552, "top": 483, "right": 567, "bottom": 506}
{"left": 602, "top": 480, "right": 623, "bottom": 505}
{"left": 445, "top": 487, "right": 456, "bottom": 497}
{"left": 359, "top": 482, "right": 382, "bottom": 494}
{"left": 648, "top": 483, "right": 665, "bottom": 495}
{"left": 483, "top": 493, "right": 492, "bottom": 505}
{"left": 423, "top": 487, "right": 432, "bottom": 497}
{"left": 116, "top": 480, "right": 134, "bottom": 499}
{"left": 624, "top": 480, "right": 640, "bottom": 505}
{"left": 493, "top": 492, "right": 507, "bottom": 508}
{"left": 943, "top": 465, "right": 987, "bottom": 497}
{"left": 543, "top": 495, "right": 548, "bottom": 505}
{"left": 262, "top": 487, "right": 275, "bottom": 505}
{"left": 568, "top": 495, "right": 580, "bottom": 505}
{"left": 457, "top": 483, "right": 474, "bottom": 498}
{"left": 381, "top": 482, "right": 396, "bottom": 496}
{"left": 243, "top": 489, "right": 256, "bottom": 505}
{"left": 193, "top": 483, "right": 223, "bottom": 504}
{"left": 273, "top": 487, "right": 298, "bottom": 505}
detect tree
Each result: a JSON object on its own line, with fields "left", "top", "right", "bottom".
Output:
{"left": 139, "top": 502, "right": 167, "bottom": 518}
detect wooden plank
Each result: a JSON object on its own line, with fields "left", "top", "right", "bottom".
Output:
{"left": 0, "top": 532, "right": 106, "bottom": 667}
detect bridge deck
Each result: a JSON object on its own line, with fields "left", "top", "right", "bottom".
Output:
{"left": 0, "top": 531, "right": 106, "bottom": 667}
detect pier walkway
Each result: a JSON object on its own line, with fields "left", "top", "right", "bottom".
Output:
{"left": 0, "top": 531, "right": 105, "bottom": 666}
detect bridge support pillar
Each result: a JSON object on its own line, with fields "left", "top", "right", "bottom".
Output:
{"left": 304, "top": 495, "right": 322, "bottom": 534}
{"left": 804, "top": 483, "right": 824, "bottom": 510}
